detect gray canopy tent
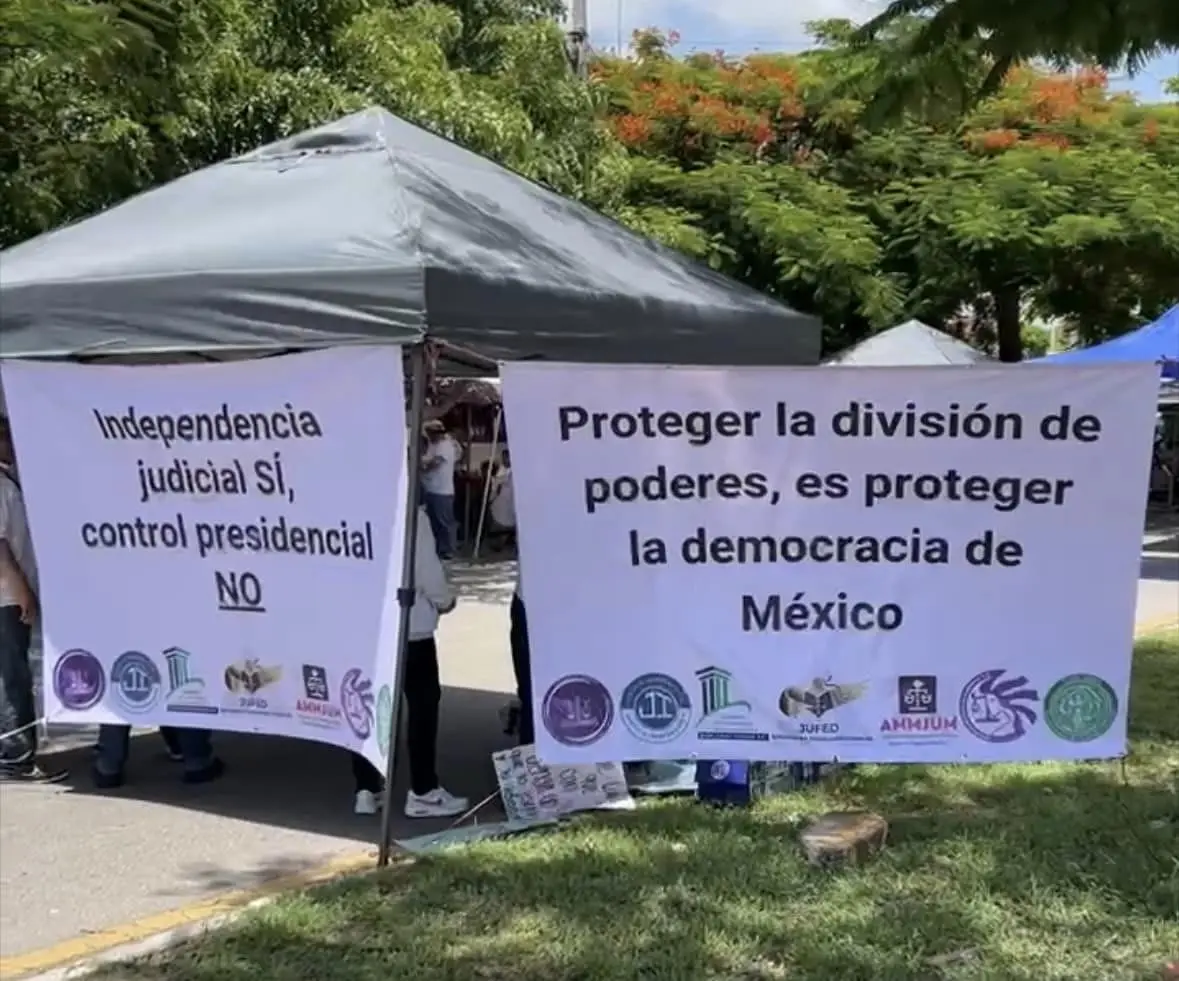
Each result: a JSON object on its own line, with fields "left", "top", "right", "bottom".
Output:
{"left": 0, "top": 106, "right": 820, "bottom": 864}
{"left": 0, "top": 106, "right": 818, "bottom": 367}
{"left": 825, "top": 319, "right": 991, "bottom": 366}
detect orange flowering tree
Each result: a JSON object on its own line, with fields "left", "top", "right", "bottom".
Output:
{"left": 595, "top": 21, "right": 1179, "bottom": 359}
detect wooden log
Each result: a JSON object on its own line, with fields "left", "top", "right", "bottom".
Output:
{"left": 800, "top": 810, "right": 888, "bottom": 868}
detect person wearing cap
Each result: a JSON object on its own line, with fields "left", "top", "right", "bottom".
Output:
{"left": 0, "top": 416, "right": 66, "bottom": 783}
{"left": 420, "top": 420, "right": 458, "bottom": 559}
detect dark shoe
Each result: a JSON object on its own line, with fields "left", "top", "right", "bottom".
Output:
{"left": 92, "top": 768, "right": 124, "bottom": 789}
{"left": 182, "top": 757, "right": 225, "bottom": 785}
{"left": 1, "top": 763, "right": 68, "bottom": 784}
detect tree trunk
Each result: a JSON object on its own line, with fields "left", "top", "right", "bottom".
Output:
{"left": 995, "top": 284, "right": 1023, "bottom": 363}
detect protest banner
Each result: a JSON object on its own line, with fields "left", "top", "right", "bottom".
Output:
{"left": 1, "top": 346, "right": 406, "bottom": 770}
{"left": 501, "top": 362, "right": 1160, "bottom": 765}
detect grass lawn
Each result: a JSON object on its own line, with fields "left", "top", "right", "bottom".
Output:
{"left": 106, "top": 630, "right": 1179, "bottom": 981}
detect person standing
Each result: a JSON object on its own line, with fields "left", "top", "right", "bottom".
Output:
{"left": 419, "top": 420, "right": 458, "bottom": 559}
{"left": 0, "top": 416, "right": 66, "bottom": 783}
{"left": 490, "top": 465, "right": 534, "bottom": 745}
{"left": 93, "top": 723, "right": 223, "bottom": 788}
{"left": 350, "top": 506, "right": 469, "bottom": 817}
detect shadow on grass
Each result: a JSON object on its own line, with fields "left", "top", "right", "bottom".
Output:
{"left": 98, "top": 634, "right": 1179, "bottom": 981}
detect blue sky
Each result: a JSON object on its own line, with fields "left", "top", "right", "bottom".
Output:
{"left": 583, "top": 0, "right": 1178, "bottom": 102}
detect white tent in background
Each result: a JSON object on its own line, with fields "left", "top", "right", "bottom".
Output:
{"left": 825, "top": 319, "right": 991, "bottom": 366}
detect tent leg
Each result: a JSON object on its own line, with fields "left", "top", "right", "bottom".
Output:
{"left": 472, "top": 405, "right": 502, "bottom": 559}
{"left": 377, "top": 342, "right": 429, "bottom": 868}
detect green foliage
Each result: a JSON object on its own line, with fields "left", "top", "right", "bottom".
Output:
{"left": 0, "top": 0, "right": 621, "bottom": 248}
{"left": 859, "top": 0, "right": 1179, "bottom": 97}
{"left": 595, "top": 23, "right": 1179, "bottom": 359}
{"left": 2, "top": 4, "right": 1176, "bottom": 364}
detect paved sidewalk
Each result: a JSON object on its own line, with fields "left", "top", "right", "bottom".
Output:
{"left": 1, "top": 526, "right": 1176, "bottom": 971}
{"left": 0, "top": 560, "right": 519, "bottom": 966}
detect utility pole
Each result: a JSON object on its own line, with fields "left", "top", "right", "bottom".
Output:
{"left": 566, "top": 0, "right": 588, "bottom": 77}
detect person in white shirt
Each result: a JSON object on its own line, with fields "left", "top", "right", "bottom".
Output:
{"left": 0, "top": 416, "right": 66, "bottom": 783}
{"left": 350, "top": 508, "right": 469, "bottom": 817}
{"left": 419, "top": 420, "right": 458, "bottom": 559}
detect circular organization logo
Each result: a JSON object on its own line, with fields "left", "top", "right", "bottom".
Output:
{"left": 376, "top": 685, "right": 393, "bottom": 757}
{"left": 620, "top": 673, "right": 692, "bottom": 743}
{"left": 1044, "top": 674, "right": 1118, "bottom": 743}
{"left": 53, "top": 649, "right": 106, "bottom": 711}
{"left": 709, "top": 760, "right": 731, "bottom": 780}
{"left": 541, "top": 674, "right": 614, "bottom": 747}
{"left": 340, "top": 668, "right": 375, "bottom": 740}
{"left": 109, "top": 651, "right": 162, "bottom": 714}
{"left": 958, "top": 669, "right": 1040, "bottom": 743}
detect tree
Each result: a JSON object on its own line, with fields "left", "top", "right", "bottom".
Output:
{"left": 0, "top": 0, "right": 624, "bottom": 249}
{"left": 859, "top": 0, "right": 1179, "bottom": 100}
{"left": 592, "top": 29, "right": 904, "bottom": 350}
{"left": 596, "top": 24, "right": 1179, "bottom": 360}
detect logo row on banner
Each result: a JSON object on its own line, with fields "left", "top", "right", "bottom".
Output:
{"left": 537, "top": 668, "right": 1120, "bottom": 759}
{"left": 51, "top": 647, "right": 397, "bottom": 746}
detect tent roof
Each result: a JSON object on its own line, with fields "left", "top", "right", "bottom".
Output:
{"left": 0, "top": 107, "right": 819, "bottom": 367}
{"left": 1037, "top": 305, "right": 1179, "bottom": 379}
{"left": 824, "top": 320, "right": 990, "bottom": 366}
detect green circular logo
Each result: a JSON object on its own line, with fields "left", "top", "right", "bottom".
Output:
{"left": 376, "top": 684, "right": 393, "bottom": 757}
{"left": 1044, "top": 674, "right": 1118, "bottom": 742}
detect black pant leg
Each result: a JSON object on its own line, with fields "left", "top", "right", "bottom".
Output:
{"left": 509, "top": 595, "right": 534, "bottom": 745}
{"left": 0, "top": 606, "right": 35, "bottom": 764}
{"left": 350, "top": 751, "right": 383, "bottom": 793}
{"left": 403, "top": 637, "right": 441, "bottom": 795}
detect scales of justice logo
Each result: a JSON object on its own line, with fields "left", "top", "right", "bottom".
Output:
{"left": 959, "top": 669, "right": 1039, "bottom": 743}
{"left": 340, "top": 668, "right": 375, "bottom": 740}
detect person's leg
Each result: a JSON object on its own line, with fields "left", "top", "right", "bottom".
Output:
{"left": 0, "top": 605, "right": 37, "bottom": 769}
{"left": 351, "top": 751, "right": 383, "bottom": 793}
{"left": 403, "top": 638, "right": 441, "bottom": 796}
{"left": 421, "top": 493, "right": 447, "bottom": 557}
{"left": 93, "top": 724, "right": 132, "bottom": 787}
{"left": 350, "top": 750, "right": 383, "bottom": 814}
{"left": 176, "top": 728, "right": 223, "bottom": 784}
{"left": 509, "top": 595, "right": 534, "bottom": 745}
{"left": 159, "top": 726, "right": 183, "bottom": 761}
{"left": 436, "top": 494, "right": 457, "bottom": 557}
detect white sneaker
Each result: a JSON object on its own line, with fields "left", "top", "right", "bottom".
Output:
{"left": 404, "top": 787, "right": 468, "bottom": 818}
{"left": 354, "top": 790, "right": 380, "bottom": 815}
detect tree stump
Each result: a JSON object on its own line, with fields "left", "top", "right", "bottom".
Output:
{"left": 800, "top": 811, "right": 888, "bottom": 868}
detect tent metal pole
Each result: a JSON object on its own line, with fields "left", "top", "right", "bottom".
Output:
{"left": 377, "top": 341, "right": 429, "bottom": 867}
{"left": 472, "top": 404, "right": 503, "bottom": 559}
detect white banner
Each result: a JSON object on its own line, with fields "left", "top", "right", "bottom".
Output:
{"left": 501, "top": 362, "right": 1160, "bottom": 765}
{"left": 1, "top": 346, "right": 406, "bottom": 771}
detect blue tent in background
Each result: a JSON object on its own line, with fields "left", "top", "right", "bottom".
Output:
{"left": 1037, "top": 305, "right": 1179, "bottom": 379}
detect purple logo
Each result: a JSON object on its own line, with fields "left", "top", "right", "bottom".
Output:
{"left": 958, "top": 669, "right": 1039, "bottom": 743}
{"left": 53, "top": 649, "right": 106, "bottom": 711}
{"left": 541, "top": 675, "right": 614, "bottom": 746}
{"left": 340, "top": 668, "right": 375, "bottom": 739}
